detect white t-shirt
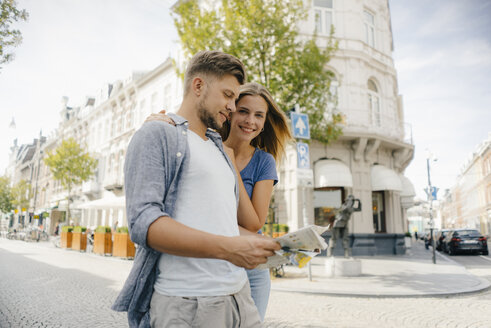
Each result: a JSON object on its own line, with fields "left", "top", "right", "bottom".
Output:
{"left": 154, "top": 130, "right": 247, "bottom": 296}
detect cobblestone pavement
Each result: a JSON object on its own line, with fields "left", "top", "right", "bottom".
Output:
{"left": 0, "top": 241, "right": 128, "bottom": 328}
{"left": 1, "top": 239, "right": 491, "bottom": 328}
{"left": 264, "top": 248, "right": 491, "bottom": 328}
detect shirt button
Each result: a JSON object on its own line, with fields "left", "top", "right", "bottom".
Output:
{"left": 176, "top": 152, "right": 182, "bottom": 157}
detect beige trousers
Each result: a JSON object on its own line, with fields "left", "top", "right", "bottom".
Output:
{"left": 149, "top": 282, "right": 262, "bottom": 328}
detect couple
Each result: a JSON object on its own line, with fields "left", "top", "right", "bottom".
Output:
{"left": 112, "top": 50, "right": 291, "bottom": 328}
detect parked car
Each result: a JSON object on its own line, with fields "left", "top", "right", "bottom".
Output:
{"left": 435, "top": 229, "right": 451, "bottom": 251}
{"left": 442, "top": 229, "right": 488, "bottom": 256}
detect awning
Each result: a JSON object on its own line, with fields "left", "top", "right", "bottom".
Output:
{"left": 314, "top": 159, "right": 353, "bottom": 188}
{"left": 371, "top": 165, "right": 402, "bottom": 191}
{"left": 76, "top": 195, "right": 125, "bottom": 210}
{"left": 400, "top": 175, "right": 416, "bottom": 197}
{"left": 400, "top": 175, "right": 416, "bottom": 208}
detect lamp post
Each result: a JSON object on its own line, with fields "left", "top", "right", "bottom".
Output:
{"left": 426, "top": 151, "right": 437, "bottom": 264}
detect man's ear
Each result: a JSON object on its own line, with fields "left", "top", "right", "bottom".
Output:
{"left": 191, "top": 76, "right": 205, "bottom": 97}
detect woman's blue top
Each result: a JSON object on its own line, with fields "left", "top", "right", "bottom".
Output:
{"left": 239, "top": 148, "right": 278, "bottom": 199}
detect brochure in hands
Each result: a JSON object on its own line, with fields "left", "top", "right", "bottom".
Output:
{"left": 257, "top": 225, "right": 329, "bottom": 269}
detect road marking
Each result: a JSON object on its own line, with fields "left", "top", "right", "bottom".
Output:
{"left": 479, "top": 255, "right": 491, "bottom": 263}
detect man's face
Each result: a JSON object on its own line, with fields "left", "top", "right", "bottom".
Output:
{"left": 197, "top": 74, "right": 240, "bottom": 130}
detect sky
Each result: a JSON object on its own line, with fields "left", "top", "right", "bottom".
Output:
{"left": 1, "top": 0, "right": 490, "bottom": 201}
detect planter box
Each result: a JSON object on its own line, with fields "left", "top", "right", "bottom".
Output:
{"left": 404, "top": 236, "right": 412, "bottom": 249}
{"left": 60, "top": 231, "right": 72, "bottom": 249}
{"left": 94, "top": 232, "right": 112, "bottom": 255}
{"left": 113, "top": 233, "right": 136, "bottom": 258}
{"left": 72, "top": 232, "right": 87, "bottom": 251}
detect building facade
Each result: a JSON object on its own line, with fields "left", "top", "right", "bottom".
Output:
{"left": 440, "top": 134, "right": 491, "bottom": 235}
{"left": 273, "top": 0, "right": 414, "bottom": 255}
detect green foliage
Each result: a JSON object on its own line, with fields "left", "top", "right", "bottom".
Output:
{"left": 95, "top": 226, "right": 111, "bottom": 233}
{"left": 11, "top": 179, "right": 31, "bottom": 210}
{"left": 172, "top": 0, "right": 343, "bottom": 143}
{"left": 262, "top": 223, "right": 289, "bottom": 234}
{"left": 73, "top": 226, "right": 87, "bottom": 233}
{"left": 0, "top": 175, "right": 13, "bottom": 213}
{"left": 0, "top": 0, "right": 29, "bottom": 69}
{"left": 44, "top": 138, "right": 98, "bottom": 221}
{"left": 116, "top": 226, "right": 129, "bottom": 234}
{"left": 405, "top": 232, "right": 412, "bottom": 237}
{"left": 61, "top": 226, "right": 73, "bottom": 233}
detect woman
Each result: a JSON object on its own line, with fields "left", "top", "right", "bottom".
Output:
{"left": 147, "top": 82, "right": 291, "bottom": 321}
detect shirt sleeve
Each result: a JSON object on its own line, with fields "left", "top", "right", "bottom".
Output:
{"left": 256, "top": 151, "right": 278, "bottom": 186}
{"left": 124, "top": 122, "right": 171, "bottom": 248}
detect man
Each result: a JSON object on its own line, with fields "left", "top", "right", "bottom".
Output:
{"left": 112, "top": 50, "right": 280, "bottom": 328}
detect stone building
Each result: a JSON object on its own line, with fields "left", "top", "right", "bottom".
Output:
{"left": 272, "top": 0, "right": 414, "bottom": 255}
{"left": 440, "top": 134, "right": 491, "bottom": 235}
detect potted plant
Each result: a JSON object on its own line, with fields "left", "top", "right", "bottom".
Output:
{"left": 272, "top": 224, "right": 281, "bottom": 238}
{"left": 60, "top": 225, "right": 73, "bottom": 249}
{"left": 112, "top": 226, "right": 136, "bottom": 258}
{"left": 93, "top": 225, "right": 112, "bottom": 255}
{"left": 278, "top": 224, "right": 289, "bottom": 237}
{"left": 404, "top": 231, "right": 412, "bottom": 249}
{"left": 72, "top": 226, "right": 87, "bottom": 251}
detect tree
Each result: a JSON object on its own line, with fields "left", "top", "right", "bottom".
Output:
{"left": 11, "top": 179, "right": 31, "bottom": 211}
{"left": 0, "top": 175, "right": 13, "bottom": 213}
{"left": 0, "top": 0, "right": 29, "bottom": 69}
{"left": 44, "top": 138, "right": 98, "bottom": 223}
{"left": 172, "top": 0, "right": 343, "bottom": 143}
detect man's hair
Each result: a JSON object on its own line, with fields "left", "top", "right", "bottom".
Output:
{"left": 183, "top": 50, "right": 247, "bottom": 95}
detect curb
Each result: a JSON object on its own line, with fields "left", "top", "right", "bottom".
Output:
{"left": 271, "top": 277, "right": 491, "bottom": 298}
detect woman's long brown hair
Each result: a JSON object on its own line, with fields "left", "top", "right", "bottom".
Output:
{"left": 219, "top": 82, "right": 292, "bottom": 162}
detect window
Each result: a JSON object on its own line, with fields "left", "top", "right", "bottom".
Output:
{"left": 163, "top": 84, "right": 172, "bottom": 111}
{"left": 314, "top": 188, "right": 343, "bottom": 226}
{"left": 151, "top": 92, "right": 159, "bottom": 113}
{"left": 363, "top": 10, "right": 375, "bottom": 47}
{"left": 368, "top": 79, "right": 381, "bottom": 127}
{"left": 314, "top": 0, "right": 333, "bottom": 34}
{"left": 327, "top": 72, "right": 338, "bottom": 114}
{"left": 372, "top": 191, "right": 386, "bottom": 232}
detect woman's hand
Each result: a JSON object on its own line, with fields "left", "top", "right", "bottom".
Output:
{"left": 144, "top": 109, "right": 176, "bottom": 126}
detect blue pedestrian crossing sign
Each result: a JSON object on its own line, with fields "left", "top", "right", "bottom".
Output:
{"left": 291, "top": 112, "right": 310, "bottom": 140}
{"left": 297, "top": 142, "right": 310, "bottom": 169}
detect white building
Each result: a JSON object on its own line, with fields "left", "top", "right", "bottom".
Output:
{"left": 272, "top": 0, "right": 415, "bottom": 255}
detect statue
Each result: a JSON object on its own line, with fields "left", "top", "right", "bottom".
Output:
{"left": 327, "top": 195, "right": 362, "bottom": 258}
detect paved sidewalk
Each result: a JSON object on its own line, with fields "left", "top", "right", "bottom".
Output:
{"left": 271, "top": 240, "right": 491, "bottom": 297}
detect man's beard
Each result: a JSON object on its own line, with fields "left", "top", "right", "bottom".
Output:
{"left": 197, "top": 98, "right": 221, "bottom": 131}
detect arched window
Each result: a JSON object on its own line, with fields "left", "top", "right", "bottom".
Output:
{"left": 368, "top": 79, "right": 381, "bottom": 127}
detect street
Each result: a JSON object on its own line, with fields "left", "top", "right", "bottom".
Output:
{"left": 1, "top": 239, "right": 491, "bottom": 328}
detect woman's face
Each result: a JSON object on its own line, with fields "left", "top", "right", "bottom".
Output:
{"left": 229, "top": 95, "right": 268, "bottom": 143}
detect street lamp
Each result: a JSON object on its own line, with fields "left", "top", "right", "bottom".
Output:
{"left": 426, "top": 150, "right": 437, "bottom": 264}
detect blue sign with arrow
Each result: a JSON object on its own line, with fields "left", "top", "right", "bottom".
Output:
{"left": 291, "top": 112, "right": 310, "bottom": 140}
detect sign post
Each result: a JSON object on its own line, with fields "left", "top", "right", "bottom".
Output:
{"left": 291, "top": 108, "right": 313, "bottom": 281}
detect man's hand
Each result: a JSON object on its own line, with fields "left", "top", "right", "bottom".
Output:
{"left": 221, "top": 235, "right": 280, "bottom": 269}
